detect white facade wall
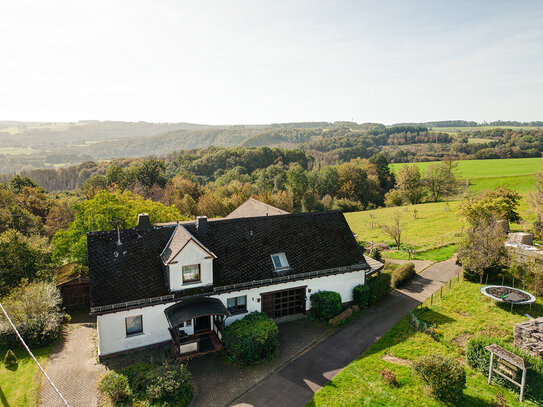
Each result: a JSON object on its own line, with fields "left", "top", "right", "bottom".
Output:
{"left": 97, "top": 270, "right": 365, "bottom": 356}
{"left": 168, "top": 241, "right": 213, "bottom": 291}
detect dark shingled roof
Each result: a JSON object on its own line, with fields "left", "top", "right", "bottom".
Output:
{"left": 88, "top": 225, "right": 175, "bottom": 307}
{"left": 88, "top": 211, "right": 368, "bottom": 308}
{"left": 225, "top": 198, "right": 289, "bottom": 219}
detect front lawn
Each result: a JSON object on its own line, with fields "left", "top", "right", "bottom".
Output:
{"left": 0, "top": 346, "right": 51, "bottom": 406}
{"left": 308, "top": 281, "right": 543, "bottom": 407}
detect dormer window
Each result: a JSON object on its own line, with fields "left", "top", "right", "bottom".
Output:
{"left": 182, "top": 264, "right": 201, "bottom": 283}
{"left": 271, "top": 253, "right": 289, "bottom": 271}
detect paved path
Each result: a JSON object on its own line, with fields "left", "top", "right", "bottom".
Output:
{"left": 39, "top": 322, "right": 106, "bottom": 407}
{"left": 385, "top": 258, "right": 434, "bottom": 273}
{"left": 232, "top": 258, "right": 461, "bottom": 407}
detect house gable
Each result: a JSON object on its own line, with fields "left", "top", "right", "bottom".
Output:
{"left": 167, "top": 239, "right": 214, "bottom": 291}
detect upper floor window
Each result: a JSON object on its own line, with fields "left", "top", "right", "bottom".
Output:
{"left": 182, "top": 264, "right": 201, "bottom": 282}
{"left": 271, "top": 253, "right": 289, "bottom": 271}
{"left": 125, "top": 315, "right": 143, "bottom": 336}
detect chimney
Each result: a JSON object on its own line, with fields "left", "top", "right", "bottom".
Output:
{"left": 136, "top": 213, "right": 152, "bottom": 230}
{"left": 196, "top": 216, "right": 208, "bottom": 237}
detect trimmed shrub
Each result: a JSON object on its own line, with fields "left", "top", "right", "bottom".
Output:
{"left": 412, "top": 355, "right": 466, "bottom": 404}
{"left": 352, "top": 284, "right": 370, "bottom": 309}
{"left": 3, "top": 349, "right": 17, "bottom": 368}
{"left": 367, "top": 273, "right": 391, "bottom": 306}
{"left": 111, "top": 361, "right": 193, "bottom": 406}
{"left": 391, "top": 263, "right": 416, "bottom": 288}
{"left": 145, "top": 362, "right": 192, "bottom": 404}
{"left": 223, "top": 312, "right": 279, "bottom": 367}
{"left": 369, "top": 247, "right": 383, "bottom": 262}
{"left": 100, "top": 371, "right": 132, "bottom": 404}
{"left": 310, "top": 291, "right": 343, "bottom": 321}
{"left": 0, "top": 282, "right": 63, "bottom": 348}
{"left": 380, "top": 368, "right": 398, "bottom": 387}
{"left": 466, "top": 336, "right": 543, "bottom": 401}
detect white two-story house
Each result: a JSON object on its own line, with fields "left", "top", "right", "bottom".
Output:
{"left": 88, "top": 200, "right": 382, "bottom": 359}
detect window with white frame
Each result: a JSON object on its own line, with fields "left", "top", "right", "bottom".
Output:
{"left": 125, "top": 315, "right": 143, "bottom": 336}
{"left": 227, "top": 295, "right": 247, "bottom": 314}
{"left": 271, "top": 253, "right": 289, "bottom": 271}
{"left": 182, "top": 264, "right": 201, "bottom": 282}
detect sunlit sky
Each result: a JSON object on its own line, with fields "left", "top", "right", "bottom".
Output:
{"left": 1, "top": 0, "right": 542, "bottom": 124}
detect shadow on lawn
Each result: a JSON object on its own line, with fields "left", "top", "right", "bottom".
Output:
{"left": 0, "top": 385, "right": 8, "bottom": 407}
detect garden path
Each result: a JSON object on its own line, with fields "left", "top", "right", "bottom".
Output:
{"left": 232, "top": 258, "right": 461, "bottom": 407}
{"left": 38, "top": 316, "right": 105, "bottom": 407}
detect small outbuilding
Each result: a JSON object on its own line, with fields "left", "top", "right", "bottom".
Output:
{"left": 56, "top": 262, "right": 90, "bottom": 309}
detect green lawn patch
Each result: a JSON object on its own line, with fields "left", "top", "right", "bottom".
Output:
{"left": 0, "top": 346, "right": 51, "bottom": 406}
{"left": 385, "top": 245, "right": 457, "bottom": 262}
{"left": 309, "top": 281, "right": 543, "bottom": 407}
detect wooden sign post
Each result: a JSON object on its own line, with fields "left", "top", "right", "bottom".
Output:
{"left": 486, "top": 344, "right": 532, "bottom": 402}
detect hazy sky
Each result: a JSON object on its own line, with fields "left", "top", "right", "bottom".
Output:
{"left": 1, "top": 0, "right": 542, "bottom": 124}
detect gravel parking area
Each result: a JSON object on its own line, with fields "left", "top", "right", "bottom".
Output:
{"left": 188, "top": 317, "right": 332, "bottom": 407}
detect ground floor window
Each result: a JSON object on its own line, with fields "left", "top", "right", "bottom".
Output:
{"left": 227, "top": 295, "right": 247, "bottom": 314}
{"left": 125, "top": 315, "right": 143, "bottom": 336}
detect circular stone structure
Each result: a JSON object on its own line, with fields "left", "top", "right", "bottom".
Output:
{"left": 481, "top": 285, "right": 536, "bottom": 305}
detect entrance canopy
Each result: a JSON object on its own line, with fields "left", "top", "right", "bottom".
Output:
{"left": 164, "top": 297, "right": 229, "bottom": 327}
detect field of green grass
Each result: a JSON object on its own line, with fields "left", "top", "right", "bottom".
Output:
{"left": 0, "top": 346, "right": 51, "bottom": 406}
{"left": 389, "top": 157, "right": 543, "bottom": 179}
{"left": 350, "top": 157, "right": 541, "bottom": 257}
{"left": 467, "top": 137, "right": 491, "bottom": 144}
{"left": 309, "top": 280, "right": 543, "bottom": 407}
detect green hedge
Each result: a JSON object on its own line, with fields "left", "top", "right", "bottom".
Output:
{"left": 412, "top": 355, "right": 466, "bottom": 404}
{"left": 369, "top": 247, "right": 383, "bottom": 262}
{"left": 223, "top": 312, "right": 279, "bottom": 367}
{"left": 367, "top": 273, "right": 391, "bottom": 306}
{"left": 353, "top": 284, "right": 370, "bottom": 309}
{"left": 391, "top": 263, "right": 416, "bottom": 288}
{"left": 310, "top": 291, "right": 343, "bottom": 320}
{"left": 466, "top": 336, "right": 543, "bottom": 403}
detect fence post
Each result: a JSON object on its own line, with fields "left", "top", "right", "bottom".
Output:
{"left": 431, "top": 294, "right": 433, "bottom": 305}
{"left": 441, "top": 287, "right": 443, "bottom": 298}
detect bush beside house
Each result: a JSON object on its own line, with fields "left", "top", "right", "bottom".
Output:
{"left": 100, "top": 361, "right": 192, "bottom": 407}
{"left": 367, "top": 273, "right": 391, "bottom": 306}
{"left": 391, "top": 263, "right": 416, "bottom": 288}
{"left": 310, "top": 291, "right": 343, "bottom": 321}
{"left": 352, "top": 284, "right": 371, "bottom": 309}
{"left": 223, "top": 312, "right": 279, "bottom": 367}
{"left": 412, "top": 355, "right": 466, "bottom": 404}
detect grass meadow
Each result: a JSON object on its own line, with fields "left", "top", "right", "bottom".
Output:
{"left": 0, "top": 346, "right": 51, "bottom": 406}
{"left": 348, "top": 157, "right": 541, "bottom": 257}
{"left": 308, "top": 281, "right": 543, "bottom": 407}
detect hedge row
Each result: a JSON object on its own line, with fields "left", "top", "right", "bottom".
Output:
{"left": 391, "top": 263, "right": 416, "bottom": 288}
{"left": 466, "top": 336, "right": 543, "bottom": 402}
{"left": 367, "top": 273, "right": 391, "bottom": 306}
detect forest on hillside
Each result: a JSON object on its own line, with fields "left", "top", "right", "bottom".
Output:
{"left": 1, "top": 120, "right": 542, "bottom": 173}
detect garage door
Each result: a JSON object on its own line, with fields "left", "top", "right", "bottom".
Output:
{"left": 261, "top": 287, "right": 306, "bottom": 319}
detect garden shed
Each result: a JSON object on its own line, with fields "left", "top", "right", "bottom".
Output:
{"left": 56, "top": 262, "right": 90, "bottom": 309}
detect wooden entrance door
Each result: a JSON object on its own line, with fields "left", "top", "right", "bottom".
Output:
{"left": 194, "top": 315, "right": 211, "bottom": 332}
{"left": 261, "top": 287, "right": 306, "bottom": 319}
